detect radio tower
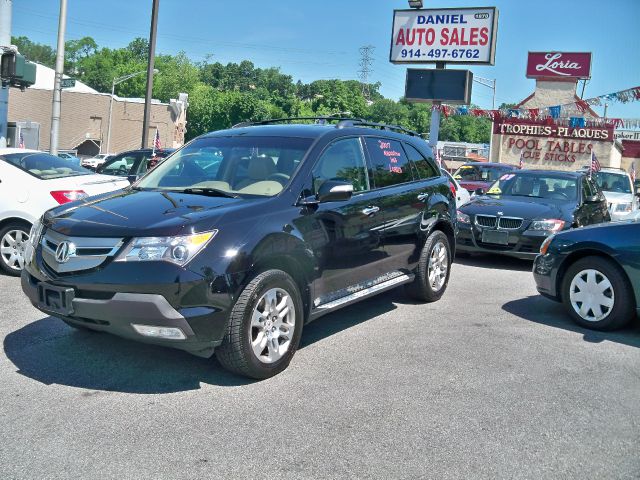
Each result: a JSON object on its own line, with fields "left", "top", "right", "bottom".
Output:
{"left": 358, "top": 45, "right": 375, "bottom": 103}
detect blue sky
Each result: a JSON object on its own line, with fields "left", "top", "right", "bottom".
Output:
{"left": 11, "top": 0, "right": 640, "bottom": 119}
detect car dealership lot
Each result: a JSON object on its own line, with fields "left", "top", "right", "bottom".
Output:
{"left": 1, "top": 257, "right": 638, "bottom": 479}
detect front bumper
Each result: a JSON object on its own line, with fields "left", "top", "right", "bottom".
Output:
{"left": 456, "top": 222, "right": 549, "bottom": 260}
{"left": 532, "top": 253, "right": 561, "bottom": 301}
{"left": 21, "top": 254, "right": 237, "bottom": 357}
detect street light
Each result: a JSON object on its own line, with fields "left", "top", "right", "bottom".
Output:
{"left": 408, "top": 0, "right": 423, "bottom": 8}
{"left": 105, "top": 68, "right": 159, "bottom": 154}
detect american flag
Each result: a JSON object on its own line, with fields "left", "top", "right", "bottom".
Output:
{"left": 518, "top": 151, "right": 524, "bottom": 169}
{"left": 590, "top": 150, "right": 601, "bottom": 176}
{"left": 631, "top": 161, "right": 636, "bottom": 184}
{"left": 152, "top": 128, "right": 161, "bottom": 154}
{"left": 18, "top": 131, "right": 25, "bottom": 149}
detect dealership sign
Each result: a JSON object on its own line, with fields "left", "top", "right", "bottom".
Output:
{"left": 526, "top": 52, "right": 592, "bottom": 79}
{"left": 389, "top": 7, "right": 498, "bottom": 65}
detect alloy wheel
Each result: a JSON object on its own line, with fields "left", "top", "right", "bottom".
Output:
{"left": 249, "top": 287, "right": 296, "bottom": 364}
{"left": 569, "top": 269, "right": 614, "bottom": 322}
{"left": 428, "top": 241, "right": 448, "bottom": 292}
{"left": 1, "top": 229, "right": 29, "bottom": 271}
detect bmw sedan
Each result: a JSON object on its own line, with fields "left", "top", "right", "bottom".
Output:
{"left": 534, "top": 220, "right": 639, "bottom": 330}
{"left": 456, "top": 170, "right": 610, "bottom": 260}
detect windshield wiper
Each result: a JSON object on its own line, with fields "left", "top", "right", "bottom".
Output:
{"left": 509, "top": 193, "right": 543, "bottom": 198}
{"left": 181, "top": 187, "right": 239, "bottom": 198}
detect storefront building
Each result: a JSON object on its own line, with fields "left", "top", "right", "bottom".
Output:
{"left": 490, "top": 52, "right": 623, "bottom": 171}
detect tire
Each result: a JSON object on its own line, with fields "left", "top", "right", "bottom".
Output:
{"left": 405, "top": 230, "right": 452, "bottom": 302}
{"left": 216, "top": 269, "right": 304, "bottom": 379}
{"left": 562, "top": 256, "right": 635, "bottom": 331}
{"left": 0, "top": 221, "right": 31, "bottom": 276}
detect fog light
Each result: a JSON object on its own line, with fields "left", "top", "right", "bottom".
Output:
{"left": 132, "top": 324, "right": 186, "bottom": 340}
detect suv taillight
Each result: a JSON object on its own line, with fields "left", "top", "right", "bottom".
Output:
{"left": 50, "top": 190, "right": 88, "bottom": 204}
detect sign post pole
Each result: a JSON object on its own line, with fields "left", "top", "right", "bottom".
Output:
{"left": 428, "top": 61, "right": 445, "bottom": 154}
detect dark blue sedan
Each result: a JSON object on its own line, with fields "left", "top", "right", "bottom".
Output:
{"left": 533, "top": 220, "right": 640, "bottom": 330}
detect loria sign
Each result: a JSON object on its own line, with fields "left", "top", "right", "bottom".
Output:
{"left": 526, "top": 52, "right": 592, "bottom": 79}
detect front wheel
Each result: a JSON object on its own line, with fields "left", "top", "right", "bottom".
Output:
{"left": 216, "top": 269, "right": 304, "bottom": 379}
{"left": 406, "top": 230, "right": 452, "bottom": 302}
{"left": 0, "top": 222, "right": 31, "bottom": 276}
{"left": 562, "top": 257, "right": 635, "bottom": 331}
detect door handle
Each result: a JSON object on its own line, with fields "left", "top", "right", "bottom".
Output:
{"left": 361, "top": 206, "right": 380, "bottom": 216}
{"left": 417, "top": 193, "right": 428, "bottom": 201}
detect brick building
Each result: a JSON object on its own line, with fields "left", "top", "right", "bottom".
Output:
{"left": 7, "top": 63, "right": 187, "bottom": 156}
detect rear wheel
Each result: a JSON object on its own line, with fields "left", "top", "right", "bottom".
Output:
{"left": 0, "top": 221, "right": 31, "bottom": 276}
{"left": 562, "top": 256, "right": 635, "bottom": 330}
{"left": 406, "top": 230, "right": 452, "bottom": 302}
{"left": 216, "top": 269, "right": 303, "bottom": 379}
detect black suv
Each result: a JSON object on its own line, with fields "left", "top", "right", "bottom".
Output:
{"left": 21, "top": 119, "right": 456, "bottom": 379}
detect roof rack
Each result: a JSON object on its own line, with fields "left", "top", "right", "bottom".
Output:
{"left": 232, "top": 116, "right": 363, "bottom": 128}
{"left": 232, "top": 116, "right": 423, "bottom": 138}
{"left": 336, "top": 119, "right": 421, "bottom": 138}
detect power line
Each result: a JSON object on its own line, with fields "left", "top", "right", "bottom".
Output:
{"left": 358, "top": 45, "right": 375, "bottom": 102}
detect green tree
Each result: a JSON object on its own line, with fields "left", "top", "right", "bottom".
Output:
{"left": 11, "top": 36, "right": 56, "bottom": 67}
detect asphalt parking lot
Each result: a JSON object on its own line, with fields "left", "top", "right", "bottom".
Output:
{"left": 1, "top": 256, "right": 639, "bottom": 479}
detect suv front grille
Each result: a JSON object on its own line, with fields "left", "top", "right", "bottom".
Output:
{"left": 497, "top": 217, "right": 523, "bottom": 229}
{"left": 41, "top": 229, "right": 124, "bottom": 273}
{"left": 475, "top": 215, "right": 497, "bottom": 228}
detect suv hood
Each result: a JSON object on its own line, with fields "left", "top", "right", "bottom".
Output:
{"left": 602, "top": 191, "right": 634, "bottom": 204}
{"left": 460, "top": 195, "right": 571, "bottom": 221}
{"left": 44, "top": 188, "right": 259, "bottom": 237}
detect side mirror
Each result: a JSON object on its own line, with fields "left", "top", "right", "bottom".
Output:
{"left": 474, "top": 188, "right": 484, "bottom": 196}
{"left": 127, "top": 174, "right": 139, "bottom": 184}
{"left": 317, "top": 180, "right": 354, "bottom": 203}
{"left": 584, "top": 195, "right": 600, "bottom": 204}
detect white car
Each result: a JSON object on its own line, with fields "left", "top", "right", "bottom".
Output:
{"left": 590, "top": 168, "right": 639, "bottom": 221}
{"left": 441, "top": 168, "right": 471, "bottom": 207}
{"left": 81, "top": 153, "right": 112, "bottom": 170}
{"left": 0, "top": 148, "right": 129, "bottom": 275}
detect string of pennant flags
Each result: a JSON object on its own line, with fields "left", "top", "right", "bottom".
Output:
{"left": 432, "top": 85, "right": 640, "bottom": 130}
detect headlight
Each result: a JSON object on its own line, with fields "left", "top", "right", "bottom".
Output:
{"left": 457, "top": 210, "right": 470, "bottom": 224}
{"left": 539, "top": 234, "right": 555, "bottom": 255}
{"left": 614, "top": 202, "right": 632, "bottom": 213}
{"left": 528, "top": 219, "right": 565, "bottom": 232}
{"left": 115, "top": 230, "right": 217, "bottom": 266}
{"left": 29, "top": 218, "right": 44, "bottom": 246}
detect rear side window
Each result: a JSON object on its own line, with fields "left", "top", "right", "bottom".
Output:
{"left": 403, "top": 142, "right": 438, "bottom": 179}
{"left": 101, "top": 154, "right": 139, "bottom": 175}
{"left": 364, "top": 137, "right": 414, "bottom": 188}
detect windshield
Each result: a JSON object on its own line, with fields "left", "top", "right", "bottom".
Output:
{"left": 453, "top": 165, "right": 511, "bottom": 182}
{"left": 486, "top": 173, "right": 578, "bottom": 201}
{"left": 1, "top": 152, "right": 90, "bottom": 179}
{"left": 591, "top": 171, "right": 632, "bottom": 194}
{"left": 136, "top": 136, "right": 313, "bottom": 197}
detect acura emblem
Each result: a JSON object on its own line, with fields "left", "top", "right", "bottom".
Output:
{"left": 55, "top": 241, "right": 76, "bottom": 263}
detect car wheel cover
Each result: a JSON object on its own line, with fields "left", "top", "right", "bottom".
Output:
{"left": 249, "top": 287, "right": 296, "bottom": 364}
{"left": 569, "top": 269, "right": 615, "bottom": 322}
{"left": 1, "top": 229, "right": 29, "bottom": 271}
{"left": 428, "top": 241, "right": 448, "bottom": 292}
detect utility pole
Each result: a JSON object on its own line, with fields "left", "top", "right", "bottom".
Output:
{"left": 141, "top": 0, "right": 159, "bottom": 149}
{"left": 49, "top": 0, "right": 67, "bottom": 155}
{"left": 0, "top": 0, "right": 12, "bottom": 148}
{"left": 358, "top": 45, "right": 375, "bottom": 102}
{"left": 428, "top": 62, "right": 445, "bottom": 156}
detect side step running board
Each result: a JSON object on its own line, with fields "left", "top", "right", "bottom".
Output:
{"left": 311, "top": 273, "right": 414, "bottom": 319}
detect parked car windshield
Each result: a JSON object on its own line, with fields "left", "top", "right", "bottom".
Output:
{"left": 591, "top": 171, "right": 632, "bottom": 194}
{"left": 453, "top": 164, "right": 511, "bottom": 182}
{"left": 136, "top": 136, "right": 313, "bottom": 197}
{"left": 486, "top": 172, "right": 578, "bottom": 201}
{"left": 0, "top": 151, "right": 90, "bottom": 179}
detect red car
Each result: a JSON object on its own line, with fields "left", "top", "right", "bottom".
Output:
{"left": 453, "top": 162, "right": 517, "bottom": 194}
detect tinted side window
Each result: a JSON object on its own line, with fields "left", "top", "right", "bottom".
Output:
{"left": 101, "top": 154, "right": 138, "bottom": 175}
{"left": 312, "top": 138, "right": 369, "bottom": 193}
{"left": 364, "top": 137, "right": 414, "bottom": 188}
{"left": 403, "top": 142, "right": 438, "bottom": 179}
